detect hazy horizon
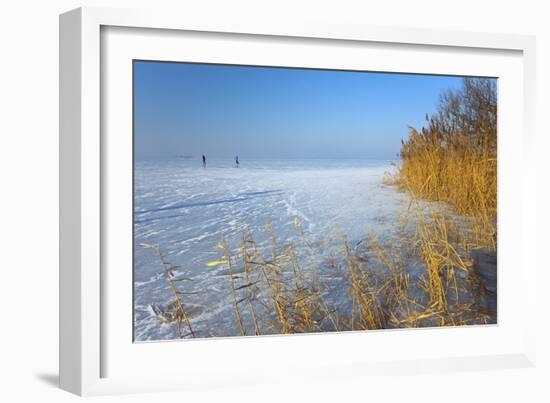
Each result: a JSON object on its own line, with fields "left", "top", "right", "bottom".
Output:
{"left": 135, "top": 155, "right": 402, "bottom": 160}
{"left": 134, "top": 61, "right": 463, "bottom": 159}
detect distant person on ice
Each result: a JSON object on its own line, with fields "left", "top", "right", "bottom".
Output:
{"left": 202, "top": 154, "right": 206, "bottom": 168}
{"left": 235, "top": 155, "right": 239, "bottom": 168}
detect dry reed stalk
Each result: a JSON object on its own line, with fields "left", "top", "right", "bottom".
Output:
{"left": 342, "top": 235, "right": 384, "bottom": 330}
{"left": 218, "top": 234, "right": 247, "bottom": 336}
{"left": 241, "top": 232, "right": 261, "bottom": 335}
{"left": 141, "top": 242, "right": 195, "bottom": 338}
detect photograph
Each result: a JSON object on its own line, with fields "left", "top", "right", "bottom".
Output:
{"left": 133, "top": 61, "right": 497, "bottom": 341}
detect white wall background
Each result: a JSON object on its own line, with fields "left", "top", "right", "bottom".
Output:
{"left": 0, "top": 0, "right": 548, "bottom": 401}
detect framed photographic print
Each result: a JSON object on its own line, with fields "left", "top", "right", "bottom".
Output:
{"left": 60, "top": 6, "right": 537, "bottom": 396}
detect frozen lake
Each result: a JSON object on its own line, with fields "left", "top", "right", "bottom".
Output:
{"left": 133, "top": 157, "right": 410, "bottom": 341}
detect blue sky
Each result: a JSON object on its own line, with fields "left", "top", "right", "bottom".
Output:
{"left": 134, "top": 61, "right": 463, "bottom": 159}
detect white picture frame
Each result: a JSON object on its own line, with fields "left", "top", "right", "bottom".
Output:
{"left": 59, "top": 6, "right": 537, "bottom": 396}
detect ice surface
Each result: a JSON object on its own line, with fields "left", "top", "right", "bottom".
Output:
{"left": 133, "top": 158, "right": 411, "bottom": 341}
